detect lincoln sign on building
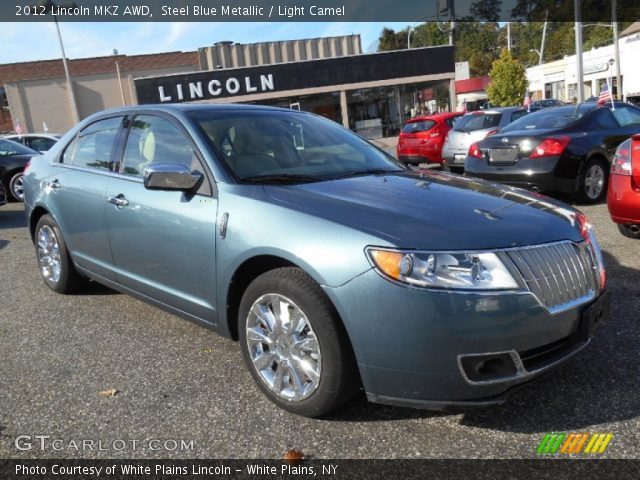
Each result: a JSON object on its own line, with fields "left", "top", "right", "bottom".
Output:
{"left": 134, "top": 44, "right": 455, "bottom": 139}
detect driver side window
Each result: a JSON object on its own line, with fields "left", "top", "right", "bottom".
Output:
{"left": 121, "top": 114, "right": 213, "bottom": 195}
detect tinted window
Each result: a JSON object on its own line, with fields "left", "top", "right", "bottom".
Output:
{"left": 62, "top": 117, "right": 122, "bottom": 170}
{"left": 190, "top": 110, "right": 402, "bottom": 181}
{"left": 612, "top": 105, "right": 640, "bottom": 126}
{"left": 122, "top": 115, "right": 195, "bottom": 177}
{"left": 511, "top": 110, "right": 530, "bottom": 122}
{"left": 588, "top": 109, "right": 619, "bottom": 130}
{"left": 402, "top": 120, "right": 436, "bottom": 133}
{"left": 445, "top": 116, "right": 460, "bottom": 128}
{"left": 454, "top": 113, "right": 501, "bottom": 132}
{"left": 29, "top": 137, "right": 57, "bottom": 151}
{"left": 0, "top": 138, "right": 36, "bottom": 156}
{"left": 501, "top": 106, "right": 592, "bottom": 132}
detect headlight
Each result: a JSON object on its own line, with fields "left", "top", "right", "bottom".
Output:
{"left": 367, "top": 248, "right": 519, "bottom": 290}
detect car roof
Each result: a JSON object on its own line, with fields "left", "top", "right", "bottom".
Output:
{"left": 407, "top": 111, "right": 461, "bottom": 122}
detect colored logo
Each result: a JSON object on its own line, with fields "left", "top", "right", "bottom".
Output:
{"left": 536, "top": 432, "right": 614, "bottom": 455}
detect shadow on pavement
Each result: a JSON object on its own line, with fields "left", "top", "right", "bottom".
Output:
{"left": 0, "top": 239, "right": 8, "bottom": 250}
{"left": 331, "top": 250, "right": 639, "bottom": 431}
{"left": 0, "top": 206, "right": 27, "bottom": 230}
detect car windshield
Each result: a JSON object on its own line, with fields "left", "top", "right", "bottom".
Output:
{"left": 0, "top": 138, "right": 37, "bottom": 156}
{"left": 189, "top": 109, "right": 404, "bottom": 183}
{"left": 453, "top": 113, "right": 501, "bottom": 132}
{"left": 402, "top": 120, "right": 436, "bottom": 133}
{"left": 501, "top": 106, "right": 593, "bottom": 132}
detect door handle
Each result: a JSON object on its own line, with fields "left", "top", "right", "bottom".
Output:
{"left": 47, "top": 180, "right": 62, "bottom": 190}
{"left": 107, "top": 195, "right": 129, "bottom": 207}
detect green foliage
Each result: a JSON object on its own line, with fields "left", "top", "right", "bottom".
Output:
{"left": 377, "top": 21, "right": 632, "bottom": 74}
{"left": 486, "top": 49, "right": 528, "bottom": 107}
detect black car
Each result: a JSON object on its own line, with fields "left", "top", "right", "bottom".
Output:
{"left": 0, "top": 138, "right": 39, "bottom": 201}
{"left": 0, "top": 182, "right": 6, "bottom": 206}
{"left": 531, "top": 99, "right": 566, "bottom": 109}
{"left": 464, "top": 102, "right": 640, "bottom": 203}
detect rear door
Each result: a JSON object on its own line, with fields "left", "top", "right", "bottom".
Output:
{"left": 46, "top": 116, "right": 124, "bottom": 280}
{"left": 105, "top": 113, "right": 219, "bottom": 323}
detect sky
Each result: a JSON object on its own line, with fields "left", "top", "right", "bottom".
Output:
{"left": 0, "top": 22, "right": 412, "bottom": 64}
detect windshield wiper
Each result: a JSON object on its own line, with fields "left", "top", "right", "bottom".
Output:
{"left": 241, "top": 173, "right": 322, "bottom": 184}
{"left": 332, "top": 169, "right": 399, "bottom": 179}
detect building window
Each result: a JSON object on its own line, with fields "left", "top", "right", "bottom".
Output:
{"left": 0, "top": 87, "right": 8, "bottom": 109}
{"left": 346, "top": 80, "right": 451, "bottom": 139}
{"left": 244, "top": 91, "right": 343, "bottom": 125}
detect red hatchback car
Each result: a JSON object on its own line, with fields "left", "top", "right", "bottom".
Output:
{"left": 396, "top": 112, "right": 462, "bottom": 165}
{"left": 607, "top": 133, "right": 640, "bottom": 239}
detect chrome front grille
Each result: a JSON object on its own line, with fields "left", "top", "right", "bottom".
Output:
{"left": 503, "top": 241, "right": 598, "bottom": 313}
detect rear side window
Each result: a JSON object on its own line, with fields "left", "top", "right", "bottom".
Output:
{"left": 612, "top": 105, "right": 640, "bottom": 126}
{"left": 29, "top": 137, "right": 57, "bottom": 151}
{"left": 445, "top": 116, "right": 460, "bottom": 128}
{"left": 62, "top": 117, "right": 122, "bottom": 171}
{"left": 587, "top": 109, "right": 619, "bottom": 130}
{"left": 511, "top": 110, "right": 529, "bottom": 122}
{"left": 402, "top": 120, "right": 436, "bottom": 133}
{"left": 454, "top": 113, "right": 501, "bottom": 132}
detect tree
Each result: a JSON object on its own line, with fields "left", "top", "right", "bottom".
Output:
{"left": 486, "top": 49, "right": 528, "bottom": 106}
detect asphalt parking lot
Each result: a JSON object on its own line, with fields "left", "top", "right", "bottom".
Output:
{"left": 0, "top": 198, "right": 639, "bottom": 459}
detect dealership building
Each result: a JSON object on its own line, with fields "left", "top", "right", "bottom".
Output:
{"left": 1, "top": 35, "right": 455, "bottom": 141}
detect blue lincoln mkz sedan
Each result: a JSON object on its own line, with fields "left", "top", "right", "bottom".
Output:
{"left": 23, "top": 104, "right": 610, "bottom": 417}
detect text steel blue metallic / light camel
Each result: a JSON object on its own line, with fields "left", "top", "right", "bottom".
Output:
{"left": 23, "top": 104, "right": 610, "bottom": 417}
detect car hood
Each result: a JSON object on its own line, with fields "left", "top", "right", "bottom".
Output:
{"left": 264, "top": 170, "right": 583, "bottom": 250}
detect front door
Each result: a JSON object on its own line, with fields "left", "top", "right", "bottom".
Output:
{"left": 105, "top": 114, "right": 218, "bottom": 323}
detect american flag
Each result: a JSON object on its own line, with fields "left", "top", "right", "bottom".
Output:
{"left": 598, "top": 83, "right": 613, "bottom": 106}
{"left": 523, "top": 93, "right": 532, "bottom": 111}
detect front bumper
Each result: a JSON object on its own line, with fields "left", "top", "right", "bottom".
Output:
{"left": 464, "top": 155, "right": 576, "bottom": 193}
{"left": 323, "top": 269, "right": 609, "bottom": 409}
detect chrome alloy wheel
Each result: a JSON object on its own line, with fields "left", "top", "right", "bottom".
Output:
{"left": 11, "top": 173, "right": 24, "bottom": 200}
{"left": 245, "top": 293, "right": 321, "bottom": 401}
{"left": 584, "top": 163, "right": 605, "bottom": 200}
{"left": 36, "top": 225, "right": 62, "bottom": 283}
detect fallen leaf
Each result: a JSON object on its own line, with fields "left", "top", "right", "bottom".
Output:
{"left": 282, "top": 448, "right": 304, "bottom": 463}
{"left": 201, "top": 348, "right": 213, "bottom": 353}
{"left": 98, "top": 388, "right": 120, "bottom": 397}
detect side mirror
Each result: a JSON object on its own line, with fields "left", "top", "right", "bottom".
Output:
{"left": 143, "top": 164, "right": 202, "bottom": 191}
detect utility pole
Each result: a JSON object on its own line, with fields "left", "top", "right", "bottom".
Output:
{"left": 507, "top": 23, "right": 511, "bottom": 52}
{"left": 540, "top": 11, "right": 548, "bottom": 65}
{"left": 449, "top": 0, "right": 455, "bottom": 46}
{"left": 612, "top": 0, "right": 621, "bottom": 100}
{"left": 574, "top": 0, "right": 584, "bottom": 103}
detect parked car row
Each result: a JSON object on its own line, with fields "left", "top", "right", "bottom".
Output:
{"left": 5, "top": 133, "right": 62, "bottom": 153}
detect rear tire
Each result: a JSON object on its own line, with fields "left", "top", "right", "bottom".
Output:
{"left": 34, "top": 214, "right": 86, "bottom": 293}
{"left": 9, "top": 172, "right": 25, "bottom": 201}
{"left": 577, "top": 158, "right": 608, "bottom": 204}
{"left": 238, "top": 267, "right": 358, "bottom": 417}
{"left": 618, "top": 224, "right": 640, "bottom": 239}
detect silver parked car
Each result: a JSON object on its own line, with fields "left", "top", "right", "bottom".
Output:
{"left": 442, "top": 107, "right": 535, "bottom": 171}
{"left": 5, "top": 133, "right": 62, "bottom": 153}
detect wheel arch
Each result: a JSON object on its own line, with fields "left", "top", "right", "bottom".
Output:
{"left": 29, "top": 205, "right": 50, "bottom": 242}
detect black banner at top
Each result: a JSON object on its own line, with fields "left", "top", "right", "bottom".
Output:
{"left": 5, "top": 0, "right": 640, "bottom": 22}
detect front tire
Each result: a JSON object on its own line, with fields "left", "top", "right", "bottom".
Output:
{"left": 238, "top": 267, "right": 358, "bottom": 417}
{"left": 34, "top": 214, "right": 86, "bottom": 293}
{"left": 9, "top": 172, "right": 25, "bottom": 201}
